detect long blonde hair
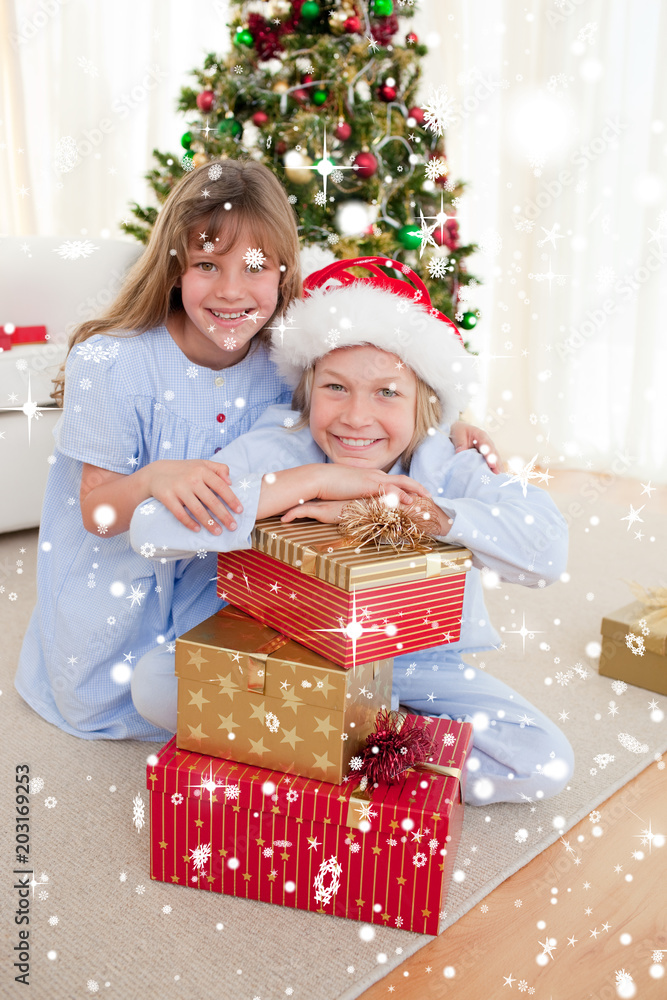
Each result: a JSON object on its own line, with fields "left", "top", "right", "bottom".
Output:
{"left": 52, "top": 159, "right": 302, "bottom": 405}
{"left": 290, "top": 355, "right": 443, "bottom": 468}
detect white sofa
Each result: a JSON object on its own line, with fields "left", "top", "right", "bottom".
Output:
{"left": 0, "top": 237, "right": 143, "bottom": 533}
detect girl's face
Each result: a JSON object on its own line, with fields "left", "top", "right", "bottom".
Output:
{"left": 175, "top": 226, "right": 281, "bottom": 368}
{"left": 309, "top": 346, "right": 418, "bottom": 472}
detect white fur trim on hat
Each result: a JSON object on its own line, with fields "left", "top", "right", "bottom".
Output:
{"left": 270, "top": 282, "right": 472, "bottom": 427}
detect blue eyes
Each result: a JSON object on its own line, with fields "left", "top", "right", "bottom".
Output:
{"left": 325, "top": 384, "right": 398, "bottom": 397}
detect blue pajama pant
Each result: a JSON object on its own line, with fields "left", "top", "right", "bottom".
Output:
{"left": 132, "top": 648, "right": 574, "bottom": 806}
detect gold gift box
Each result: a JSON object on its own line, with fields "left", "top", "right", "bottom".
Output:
{"left": 176, "top": 606, "right": 393, "bottom": 783}
{"left": 250, "top": 516, "right": 472, "bottom": 592}
{"left": 599, "top": 601, "right": 667, "bottom": 696}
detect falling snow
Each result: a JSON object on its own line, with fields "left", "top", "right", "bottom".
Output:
{"left": 243, "top": 247, "right": 266, "bottom": 269}
{"left": 53, "top": 240, "right": 99, "bottom": 261}
{"left": 420, "top": 85, "right": 456, "bottom": 135}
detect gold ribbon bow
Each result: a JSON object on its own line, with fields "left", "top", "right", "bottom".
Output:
{"left": 625, "top": 582, "right": 667, "bottom": 655}
{"left": 627, "top": 582, "right": 667, "bottom": 627}
{"left": 344, "top": 762, "right": 462, "bottom": 829}
{"left": 217, "top": 606, "right": 290, "bottom": 693}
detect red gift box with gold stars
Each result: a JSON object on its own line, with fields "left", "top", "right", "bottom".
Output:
{"left": 217, "top": 517, "right": 472, "bottom": 669}
{"left": 147, "top": 715, "right": 473, "bottom": 935}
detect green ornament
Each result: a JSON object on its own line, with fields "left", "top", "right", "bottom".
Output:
{"left": 300, "top": 0, "right": 321, "bottom": 19}
{"left": 460, "top": 310, "right": 479, "bottom": 330}
{"left": 397, "top": 224, "right": 422, "bottom": 250}
{"left": 217, "top": 118, "right": 242, "bottom": 139}
{"left": 372, "top": 0, "right": 393, "bottom": 15}
{"left": 180, "top": 131, "right": 193, "bottom": 150}
{"left": 235, "top": 27, "right": 254, "bottom": 46}
{"left": 312, "top": 88, "right": 328, "bottom": 106}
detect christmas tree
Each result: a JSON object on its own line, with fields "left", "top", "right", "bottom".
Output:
{"left": 122, "top": 0, "right": 479, "bottom": 331}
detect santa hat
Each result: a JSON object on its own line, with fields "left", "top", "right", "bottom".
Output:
{"left": 270, "top": 256, "right": 473, "bottom": 427}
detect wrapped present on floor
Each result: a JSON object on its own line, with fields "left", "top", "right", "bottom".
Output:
{"left": 599, "top": 585, "right": 667, "bottom": 696}
{"left": 176, "top": 605, "right": 392, "bottom": 783}
{"left": 0, "top": 324, "right": 48, "bottom": 350}
{"left": 217, "top": 516, "right": 472, "bottom": 669}
{"left": 147, "top": 714, "right": 474, "bottom": 935}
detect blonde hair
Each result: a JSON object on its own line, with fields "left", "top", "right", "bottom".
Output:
{"left": 290, "top": 354, "right": 443, "bottom": 468}
{"left": 52, "top": 159, "right": 302, "bottom": 405}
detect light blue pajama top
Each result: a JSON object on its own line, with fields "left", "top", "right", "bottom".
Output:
{"left": 130, "top": 403, "right": 568, "bottom": 668}
{"left": 15, "top": 329, "right": 292, "bottom": 740}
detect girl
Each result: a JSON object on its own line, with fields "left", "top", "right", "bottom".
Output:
{"left": 15, "top": 164, "right": 492, "bottom": 742}
{"left": 130, "top": 257, "right": 574, "bottom": 806}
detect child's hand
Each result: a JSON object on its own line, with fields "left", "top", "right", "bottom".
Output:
{"left": 281, "top": 499, "right": 348, "bottom": 524}
{"left": 148, "top": 460, "right": 242, "bottom": 533}
{"left": 450, "top": 421, "right": 503, "bottom": 474}
{"left": 315, "top": 465, "right": 430, "bottom": 505}
{"left": 281, "top": 493, "right": 452, "bottom": 537}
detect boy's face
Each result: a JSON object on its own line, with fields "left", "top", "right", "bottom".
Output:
{"left": 309, "top": 346, "right": 418, "bottom": 472}
{"left": 174, "top": 225, "right": 281, "bottom": 369}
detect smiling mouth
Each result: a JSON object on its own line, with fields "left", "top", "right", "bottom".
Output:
{"left": 208, "top": 308, "right": 252, "bottom": 320}
{"left": 335, "top": 436, "right": 380, "bottom": 448}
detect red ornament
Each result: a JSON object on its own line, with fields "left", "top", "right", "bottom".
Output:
{"left": 433, "top": 217, "right": 460, "bottom": 250}
{"left": 344, "top": 15, "right": 362, "bottom": 33}
{"left": 196, "top": 90, "right": 215, "bottom": 113}
{"left": 252, "top": 111, "right": 269, "bottom": 127}
{"left": 334, "top": 120, "right": 352, "bottom": 141}
{"left": 406, "top": 31, "right": 418, "bottom": 45}
{"left": 353, "top": 151, "right": 378, "bottom": 178}
{"left": 378, "top": 83, "right": 397, "bottom": 102}
{"left": 291, "top": 88, "right": 309, "bottom": 104}
{"left": 407, "top": 106, "right": 425, "bottom": 125}
{"left": 276, "top": 140, "right": 287, "bottom": 155}
{"left": 247, "top": 12, "right": 284, "bottom": 60}
{"left": 369, "top": 13, "right": 398, "bottom": 47}
{"left": 301, "top": 74, "right": 314, "bottom": 84}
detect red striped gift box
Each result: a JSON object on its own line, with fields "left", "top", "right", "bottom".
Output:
{"left": 147, "top": 715, "right": 473, "bottom": 934}
{"left": 217, "top": 517, "right": 472, "bottom": 669}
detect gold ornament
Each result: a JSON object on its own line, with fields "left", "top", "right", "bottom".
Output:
{"left": 283, "top": 150, "right": 314, "bottom": 184}
{"left": 337, "top": 493, "right": 443, "bottom": 551}
{"left": 329, "top": 10, "right": 348, "bottom": 34}
{"left": 192, "top": 152, "right": 208, "bottom": 168}
{"left": 272, "top": 80, "right": 289, "bottom": 94}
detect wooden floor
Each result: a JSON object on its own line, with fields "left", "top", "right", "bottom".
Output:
{"left": 360, "top": 761, "right": 667, "bottom": 1000}
{"left": 361, "top": 471, "right": 667, "bottom": 1000}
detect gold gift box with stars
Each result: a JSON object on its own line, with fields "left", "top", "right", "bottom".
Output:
{"left": 599, "top": 600, "right": 667, "bottom": 697}
{"left": 175, "top": 605, "right": 393, "bottom": 783}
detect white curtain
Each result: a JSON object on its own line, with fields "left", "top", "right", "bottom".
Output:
{"left": 0, "top": 0, "right": 232, "bottom": 235}
{"left": 411, "top": 0, "right": 667, "bottom": 481}
{"left": 2, "top": 0, "right": 666, "bottom": 480}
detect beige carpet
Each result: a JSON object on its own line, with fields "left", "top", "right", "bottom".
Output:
{"left": 1, "top": 487, "right": 665, "bottom": 1000}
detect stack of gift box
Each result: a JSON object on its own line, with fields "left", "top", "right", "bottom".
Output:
{"left": 147, "top": 516, "right": 475, "bottom": 934}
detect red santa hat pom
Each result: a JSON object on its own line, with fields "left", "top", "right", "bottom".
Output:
{"left": 270, "top": 256, "right": 473, "bottom": 428}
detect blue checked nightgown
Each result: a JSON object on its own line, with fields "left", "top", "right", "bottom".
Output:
{"left": 15, "top": 329, "right": 291, "bottom": 741}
